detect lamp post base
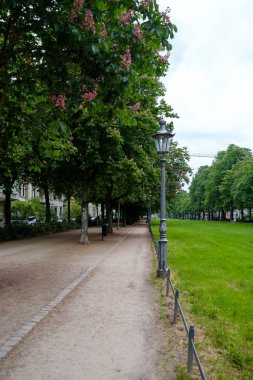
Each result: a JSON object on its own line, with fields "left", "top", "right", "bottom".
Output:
{"left": 157, "top": 268, "right": 164, "bottom": 278}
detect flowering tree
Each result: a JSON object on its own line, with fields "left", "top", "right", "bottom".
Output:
{"left": 62, "top": 0, "right": 177, "bottom": 241}
{"left": 0, "top": 1, "right": 189, "bottom": 239}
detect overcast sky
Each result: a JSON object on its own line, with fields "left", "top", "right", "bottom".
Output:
{"left": 157, "top": 0, "right": 253, "bottom": 175}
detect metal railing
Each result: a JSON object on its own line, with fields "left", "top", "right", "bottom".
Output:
{"left": 149, "top": 224, "right": 207, "bottom": 379}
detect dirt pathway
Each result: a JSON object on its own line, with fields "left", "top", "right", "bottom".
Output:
{"left": 0, "top": 224, "right": 178, "bottom": 379}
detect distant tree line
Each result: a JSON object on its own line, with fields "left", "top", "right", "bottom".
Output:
{"left": 171, "top": 144, "right": 253, "bottom": 222}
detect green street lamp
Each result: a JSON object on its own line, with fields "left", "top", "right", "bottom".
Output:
{"left": 153, "top": 119, "right": 175, "bottom": 277}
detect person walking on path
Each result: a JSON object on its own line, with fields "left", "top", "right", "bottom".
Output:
{"left": 0, "top": 224, "right": 178, "bottom": 379}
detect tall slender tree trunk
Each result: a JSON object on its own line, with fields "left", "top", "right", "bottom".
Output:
{"left": 96, "top": 204, "right": 99, "bottom": 225}
{"left": 4, "top": 185, "right": 12, "bottom": 225}
{"left": 230, "top": 206, "right": 234, "bottom": 222}
{"left": 106, "top": 187, "right": 113, "bottom": 234}
{"left": 80, "top": 190, "right": 89, "bottom": 245}
{"left": 43, "top": 186, "right": 51, "bottom": 222}
{"left": 101, "top": 203, "right": 105, "bottom": 222}
{"left": 122, "top": 205, "right": 126, "bottom": 227}
{"left": 117, "top": 200, "right": 120, "bottom": 230}
{"left": 67, "top": 196, "right": 71, "bottom": 222}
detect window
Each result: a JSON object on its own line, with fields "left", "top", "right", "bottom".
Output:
{"left": 18, "top": 185, "right": 25, "bottom": 197}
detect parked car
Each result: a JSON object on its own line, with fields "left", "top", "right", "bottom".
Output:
{"left": 26, "top": 216, "right": 42, "bottom": 225}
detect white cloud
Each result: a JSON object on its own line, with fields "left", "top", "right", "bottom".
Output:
{"left": 157, "top": 0, "right": 253, "bottom": 174}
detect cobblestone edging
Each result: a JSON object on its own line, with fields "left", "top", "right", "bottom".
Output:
{"left": 0, "top": 233, "right": 129, "bottom": 360}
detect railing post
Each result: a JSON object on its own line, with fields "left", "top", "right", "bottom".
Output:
{"left": 187, "top": 325, "right": 195, "bottom": 374}
{"left": 166, "top": 268, "right": 170, "bottom": 296}
{"left": 173, "top": 288, "right": 179, "bottom": 323}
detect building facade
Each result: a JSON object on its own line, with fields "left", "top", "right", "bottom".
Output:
{"left": 0, "top": 183, "right": 64, "bottom": 220}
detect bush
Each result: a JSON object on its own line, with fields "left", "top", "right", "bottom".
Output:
{"left": 0, "top": 220, "right": 80, "bottom": 242}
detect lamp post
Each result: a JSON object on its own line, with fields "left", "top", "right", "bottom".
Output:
{"left": 153, "top": 119, "right": 174, "bottom": 277}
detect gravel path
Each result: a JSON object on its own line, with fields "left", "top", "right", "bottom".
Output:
{"left": 0, "top": 224, "right": 178, "bottom": 379}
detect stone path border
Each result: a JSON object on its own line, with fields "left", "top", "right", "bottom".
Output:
{"left": 0, "top": 232, "right": 129, "bottom": 360}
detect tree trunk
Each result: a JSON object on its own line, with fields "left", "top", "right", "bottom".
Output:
{"left": 96, "top": 204, "right": 99, "bottom": 225}
{"left": 117, "top": 200, "right": 120, "bottom": 230}
{"left": 4, "top": 186, "right": 12, "bottom": 225}
{"left": 43, "top": 186, "right": 51, "bottom": 222}
{"left": 101, "top": 203, "right": 105, "bottom": 221}
{"left": 230, "top": 206, "right": 234, "bottom": 222}
{"left": 106, "top": 187, "right": 113, "bottom": 234}
{"left": 122, "top": 205, "right": 126, "bottom": 227}
{"left": 67, "top": 196, "right": 71, "bottom": 222}
{"left": 240, "top": 209, "right": 244, "bottom": 221}
{"left": 80, "top": 190, "right": 89, "bottom": 244}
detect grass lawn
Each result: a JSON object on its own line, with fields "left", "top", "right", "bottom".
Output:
{"left": 152, "top": 219, "right": 253, "bottom": 379}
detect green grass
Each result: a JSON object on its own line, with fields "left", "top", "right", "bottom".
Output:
{"left": 152, "top": 219, "right": 253, "bottom": 379}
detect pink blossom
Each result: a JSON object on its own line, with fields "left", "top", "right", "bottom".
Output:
{"left": 140, "top": 0, "right": 152, "bottom": 9}
{"left": 157, "top": 44, "right": 164, "bottom": 53}
{"left": 83, "top": 10, "right": 95, "bottom": 31}
{"left": 120, "top": 10, "right": 134, "bottom": 26}
{"left": 73, "top": 0, "right": 83, "bottom": 12}
{"left": 121, "top": 47, "right": 131, "bottom": 70}
{"left": 82, "top": 85, "right": 97, "bottom": 102}
{"left": 51, "top": 94, "right": 66, "bottom": 111}
{"left": 100, "top": 26, "right": 108, "bottom": 38}
{"left": 162, "top": 7, "right": 171, "bottom": 26}
{"left": 133, "top": 102, "right": 141, "bottom": 111}
{"left": 69, "top": 10, "right": 77, "bottom": 22}
{"left": 133, "top": 25, "right": 143, "bottom": 40}
{"left": 160, "top": 52, "right": 170, "bottom": 64}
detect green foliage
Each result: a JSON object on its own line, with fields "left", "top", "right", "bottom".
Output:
{"left": 0, "top": 220, "right": 80, "bottom": 242}
{"left": 170, "top": 190, "right": 191, "bottom": 217}
{"left": 231, "top": 157, "right": 253, "bottom": 213}
{"left": 63, "top": 201, "right": 81, "bottom": 219}
{"left": 167, "top": 143, "right": 192, "bottom": 204}
{"left": 188, "top": 145, "right": 253, "bottom": 218}
{"left": 11, "top": 197, "right": 45, "bottom": 219}
{"left": 0, "top": 0, "right": 191, "bottom": 230}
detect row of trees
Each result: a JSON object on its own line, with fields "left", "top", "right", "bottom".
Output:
{"left": 0, "top": 1, "right": 191, "bottom": 242}
{"left": 172, "top": 144, "right": 253, "bottom": 221}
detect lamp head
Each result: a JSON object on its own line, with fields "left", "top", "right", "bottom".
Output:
{"left": 152, "top": 119, "right": 175, "bottom": 154}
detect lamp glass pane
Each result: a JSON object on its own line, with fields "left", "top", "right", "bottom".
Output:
{"left": 159, "top": 138, "right": 163, "bottom": 152}
{"left": 155, "top": 139, "right": 160, "bottom": 152}
{"left": 167, "top": 137, "right": 172, "bottom": 149}
{"left": 162, "top": 137, "right": 169, "bottom": 152}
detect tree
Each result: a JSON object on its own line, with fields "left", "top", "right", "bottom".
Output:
{"left": 11, "top": 198, "right": 45, "bottom": 219}
{"left": 189, "top": 165, "right": 210, "bottom": 219}
{"left": 170, "top": 190, "right": 190, "bottom": 219}
{"left": 166, "top": 143, "right": 191, "bottom": 211}
{"left": 231, "top": 157, "right": 253, "bottom": 220}
{"left": 189, "top": 145, "right": 252, "bottom": 221}
{"left": 212, "top": 145, "right": 251, "bottom": 220}
{"left": 1, "top": 1, "right": 181, "bottom": 240}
